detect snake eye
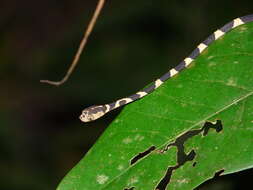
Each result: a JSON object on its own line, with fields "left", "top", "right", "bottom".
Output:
{"left": 79, "top": 110, "right": 89, "bottom": 122}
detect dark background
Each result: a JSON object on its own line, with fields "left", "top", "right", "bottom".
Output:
{"left": 1, "top": 0, "right": 253, "bottom": 189}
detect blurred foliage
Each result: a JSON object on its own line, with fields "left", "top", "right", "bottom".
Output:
{"left": 0, "top": 0, "right": 253, "bottom": 189}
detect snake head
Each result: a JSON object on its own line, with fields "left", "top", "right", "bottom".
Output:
{"left": 79, "top": 105, "right": 107, "bottom": 122}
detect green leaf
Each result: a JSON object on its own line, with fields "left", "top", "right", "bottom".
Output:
{"left": 57, "top": 22, "right": 253, "bottom": 190}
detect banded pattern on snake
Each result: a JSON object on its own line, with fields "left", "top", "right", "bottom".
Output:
{"left": 80, "top": 14, "right": 253, "bottom": 122}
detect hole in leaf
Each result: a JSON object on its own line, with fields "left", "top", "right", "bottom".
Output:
{"left": 214, "top": 169, "right": 225, "bottom": 177}
{"left": 203, "top": 120, "right": 223, "bottom": 136}
{"left": 130, "top": 145, "right": 156, "bottom": 165}
{"left": 155, "top": 120, "right": 223, "bottom": 190}
{"left": 155, "top": 150, "right": 196, "bottom": 190}
{"left": 124, "top": 187, "right": 135, "bottom": 190}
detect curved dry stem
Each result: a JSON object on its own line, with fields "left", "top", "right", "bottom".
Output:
{"left": 40, "top": 0, "right": 105, "bottom": 86}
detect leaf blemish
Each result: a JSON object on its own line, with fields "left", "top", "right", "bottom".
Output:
{"left": 226, "top": 77, "right": 237, "bottom": 86}
{"left": 117, "top": 164, "right": 124, "bottom": 171}
{"left": 123, "top": 137, "right": 133, "bottom": 144}
{"left": 208, "top": 62, "right": 216, "bottom": 67}
{"left": 155, "top": 120, "right": 223, "bottom": 190}
{"left": 134, "top": 134, "right": 145, "bottom": 141}
{"left": 96, "top": 174, "right": 109, "bottom": 185}
{"left": 128, "top": 176, "right": 139, "bottom": 184}
{"left": 130, "top": 146, "right": 156, "bottom": 165}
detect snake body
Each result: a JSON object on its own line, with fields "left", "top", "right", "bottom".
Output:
{"left": 80, "top": 14, "right": 253, "bottom": 122}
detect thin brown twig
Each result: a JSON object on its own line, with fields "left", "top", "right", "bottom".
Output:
{"left": 40, "top": 0, "right": 105, "bottom": 86}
